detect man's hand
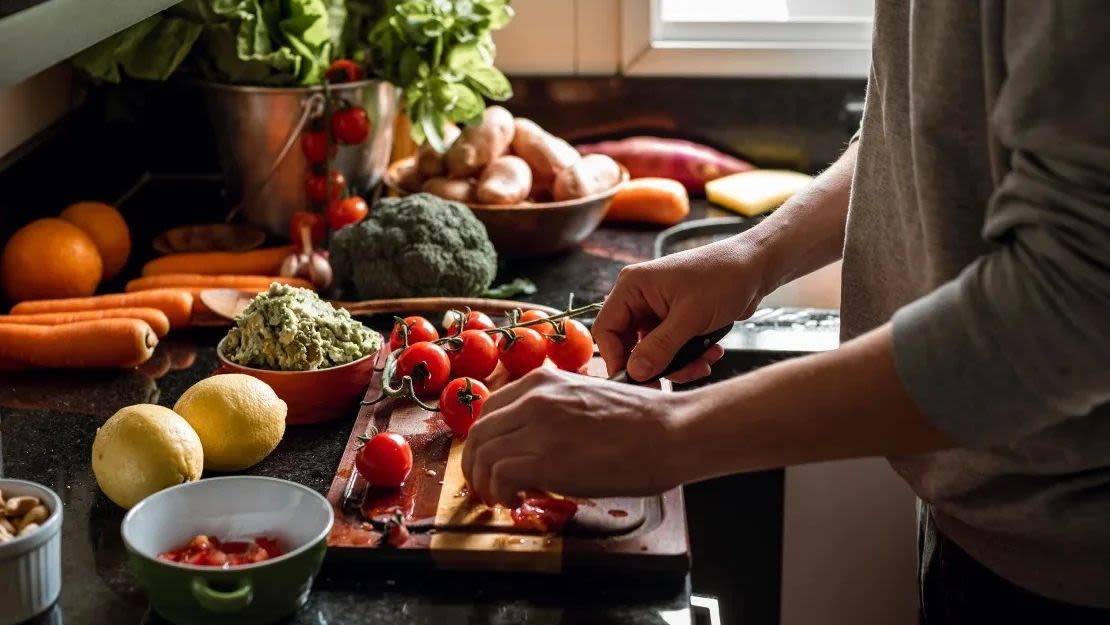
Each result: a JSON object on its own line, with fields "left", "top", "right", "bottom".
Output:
{"left": 461, "top": 368, "right": 687, "bottom": 506}
{"left": 594, "top": 240, "right": 770, "bottom": 383}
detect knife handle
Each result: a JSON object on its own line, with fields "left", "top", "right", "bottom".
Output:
{"left": 609, "top": 324, "right": 733, "bottom": 383}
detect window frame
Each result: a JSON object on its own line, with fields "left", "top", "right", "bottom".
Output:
{"left": 621, "top": 0, "right": 873, "bottom": 78}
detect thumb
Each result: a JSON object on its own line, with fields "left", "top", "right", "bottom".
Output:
{"left": 627, "top": 314, "right": 691, "bottom": 381}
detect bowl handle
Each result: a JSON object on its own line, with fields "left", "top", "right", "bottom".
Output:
{"left": 191, "top": 577, "right": 253, "bottom": 614}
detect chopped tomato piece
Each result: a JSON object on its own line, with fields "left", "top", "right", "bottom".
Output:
{"left": 158, "top": 534, "right": 284, "bottom": 568}
{"left": 510, "top": 496, "right": 578, "bottom": 533}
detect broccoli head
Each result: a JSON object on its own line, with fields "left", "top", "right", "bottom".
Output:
{"left": 330, "top": 193, "right": 498, "bottom": 299}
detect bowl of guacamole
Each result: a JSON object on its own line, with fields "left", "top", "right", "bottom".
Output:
{"left": 216, "top": 283, "right": 383, "bottom": 424}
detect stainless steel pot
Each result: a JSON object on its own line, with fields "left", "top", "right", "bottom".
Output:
{"left": 201, "top": 80, "right": 399, "bottom": 235}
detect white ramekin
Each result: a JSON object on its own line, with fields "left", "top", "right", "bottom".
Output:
{"left": 0, "top": 479, "right": 62, "bottom": 625}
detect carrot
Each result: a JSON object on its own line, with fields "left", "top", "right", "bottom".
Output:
{"left": 141, "top": 246, "right": 291, "bottom": 277}
{"left": 0, "top": 307, "right": 171, "bottom": 337}
{"left": 125, "top": 274, "right": 316, "bottom": 293}
{"left": 0, "top": 319, "right": 157, "bottom": 369}
{"left": 603, "top": 177, "right": 690, "bottom": 226}
{"left": 125, "top": 275, "right": 315, "bottom": 316}
{"left": 10, "top": 290, "right": 193, "bottom": 329}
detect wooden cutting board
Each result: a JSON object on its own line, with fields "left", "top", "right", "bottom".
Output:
{"left": 324, "top": 352, "right": 690, "bottom": 574}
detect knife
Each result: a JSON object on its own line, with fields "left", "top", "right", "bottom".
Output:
{"left": 607, "top": 324, "right": 733, "bottom": 384}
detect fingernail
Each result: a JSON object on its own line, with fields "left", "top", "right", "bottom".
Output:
{"left": 628, "top": 356, "right": 653, "bottom": 381}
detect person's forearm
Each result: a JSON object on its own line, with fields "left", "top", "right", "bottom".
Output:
{"left": 736, "top": 141, "right": 858, "bottom": 294}
{"left": 669, "top": 322, "right": 951, "bottom": 481}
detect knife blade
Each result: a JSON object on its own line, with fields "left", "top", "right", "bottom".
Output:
{"left": 607, "top": 324, "right": 733, "bottom": 384}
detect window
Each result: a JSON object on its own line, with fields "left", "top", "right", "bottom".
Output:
{"left": 622, "top": 0, "right": 873, "bottom": 77}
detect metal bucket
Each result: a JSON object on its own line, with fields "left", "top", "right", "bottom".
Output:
{"left": 200, "top": 80, "right": 399, "bottom": 235}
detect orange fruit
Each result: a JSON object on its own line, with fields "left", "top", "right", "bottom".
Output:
{"left": 60, "top": 201, "right": 131, "bottom": 280}
{"left": 1, "top": 218, "right": 103, "bottom": 303}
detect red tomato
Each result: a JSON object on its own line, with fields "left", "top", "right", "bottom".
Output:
{"left": 158, "top": 535, "right": 284, "bottom": 568}
{"left": 546, "top": 318, "right": 594, "bottom": 372}
{"left": 389, "top": 316, "right": 439, "bottom": 351}
{"left": 519, "top": 310, "right": 556, "bottom": 336}
{"left": 288, "top": 211, "right": 326, "bottom": 247}
{"left": 300, "top": 129, "right": 334, "bottom": 164}
{"left": 446, "top": 329, "right": 498, "bottom": 380}
{"left": 305, "top": 170, "right": 346, "bottom": 204}
{"left": 446, "top": 310, "right": 496, "bottom": 335}
{"left": 438, "top": 377, "right": 490, "bottom": 437}
{"left": 510, "top": 496, "right": 579, "bottom": 533}
{"left": 331, "top": 105, "right": 370, "bottom": 145}
{"left": 396, "top": 342, "right": 451, "bottom": 396}
{"left": 355, "top": 433, "right": 413, "bottom": 488}
{"left": 327, "top": 196, "right": 369, "bottom": 230}
{"left": 499, "top": 327, "right": 547, "bottom": 377}
{"left": 326, "top": 59, "right": 364, "bottom": 83}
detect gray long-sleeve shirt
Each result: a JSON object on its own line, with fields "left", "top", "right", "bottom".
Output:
{"left": 842, "top": 0, "right": 1110, "bottom": 607}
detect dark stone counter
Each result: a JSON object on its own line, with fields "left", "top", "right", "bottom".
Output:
{"left": 1, "top": 194, "right": 713, "bottom": 625}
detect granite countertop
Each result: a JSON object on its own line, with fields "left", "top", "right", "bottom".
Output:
{"left": 1, "top": 194, "right": 722, "bottom": 625}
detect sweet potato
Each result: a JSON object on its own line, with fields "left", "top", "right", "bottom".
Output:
{"left": 576, "top": 136, "right": 755, "bottom": 194}
{"left": 141, "top": 246, "right": 291, "bottom": 277}
{"left": 476, "top": 155, "right": 533, "bottom": 205}
{"left": 394, "top": 159, "right": 425, "bottom": 194}
{"left": 603, "top": 178, "right": 689, "bottom": 226}
{"left": 422, "top": 177, "right": 475, "bottom": 203}
{"left": 416, "top": 125, "right": 462, "bottom": 177}
{"left": 553, "top": 154, "right": 623, "bottom": 201}
{"left": 445, "top": 106, "right": 515, "bottom": 177}
{"left": 510, "top": 119, "right": 580, "bottom": 194}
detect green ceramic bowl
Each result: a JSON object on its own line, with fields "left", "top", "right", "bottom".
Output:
{"left": 121, "top": 476, "right": 333, "bottom": 625}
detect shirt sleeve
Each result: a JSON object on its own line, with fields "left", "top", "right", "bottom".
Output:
{"left": 891, "top": 1, "right": 1110, "bottom": 447}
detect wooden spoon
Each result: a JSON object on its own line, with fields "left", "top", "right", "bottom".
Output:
{"left": 200, "top": 288, "right": 561, "bottom": 322}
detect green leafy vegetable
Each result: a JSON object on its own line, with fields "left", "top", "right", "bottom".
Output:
{"left": 71, "top": 0, "right": 514, "bottom": 143}
{"left": 363, "top": 0, "right": 513, "bottom": 147}
{"left": 483, "top": 278, "right": 537, "bottom": 299}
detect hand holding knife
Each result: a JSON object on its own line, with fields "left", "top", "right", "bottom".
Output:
{"left": 607, "top": 324, "right": 733, "bottom": 384}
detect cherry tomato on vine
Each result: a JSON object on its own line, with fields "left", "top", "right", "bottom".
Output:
{"left": 446, "top": 329, "right": 498, "bottom": 380}
{"left": 332, "top": 105, "right": 370, "bottom": 145}
{"left": 499, "top": 327, "right": 547, "bottom": 378}
{"left": 325, "top": 59, "right": 364, "bottom": 83}
{"left": 305, "top": 170, "right": 346, "bottom": 204}
{"left": 396, "top": 342, "right": 451, "bottom": 396}
{"left": 389, "top": 316, "right": 439, "bottom": 351}
{"left": 546, "top": 318, "right": 594, "bottom": 372}
{"left": 519, "top": 310, "right": 556, "bottom": 336}
{"left": 446, "top": 310, "right": 496, "bottom": 335}
{"left": 327, "top": 196, "right": 368, "bottom": 230}
{"left": 288, "top": 211, "right": 326, "bottom": 247}
{"left": 300, "top": 128, "right": 334, "bottom": 164}
{"left": 354, "top": 432, "right": 413, "bottom": 487}
{"left": 438, "top": 377, "right": 490, "bottom": 438}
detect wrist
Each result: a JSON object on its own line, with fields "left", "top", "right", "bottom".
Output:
{"left": 659, "top": 385, "right": 730, "bottom": 486}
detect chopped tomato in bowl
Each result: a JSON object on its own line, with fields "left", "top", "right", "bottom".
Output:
{"left": 159, "top": 534, "right": 285, "bottom": 568}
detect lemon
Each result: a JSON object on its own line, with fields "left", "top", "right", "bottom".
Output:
{"left": 173, "top": 374, "right": 287, "bottom": 471}
{"left": 92, "top": 404, "right": 204, "bottom": 509}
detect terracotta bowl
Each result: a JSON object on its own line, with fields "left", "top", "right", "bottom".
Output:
{"left": 215, "top": 338, "right": 379, "bottom": 425}
{"left": 384, "top": 157, "right": 629, "bottom": 258}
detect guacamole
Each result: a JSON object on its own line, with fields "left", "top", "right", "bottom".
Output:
{"left": 222, "top": 283, "right": 381, "bottom": 371}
